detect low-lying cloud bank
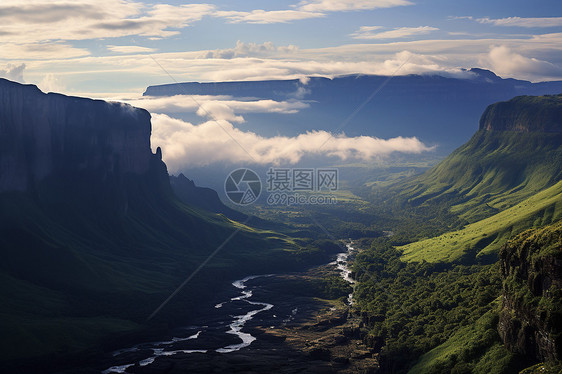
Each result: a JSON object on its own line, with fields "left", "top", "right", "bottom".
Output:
{"left": 150, "top": 113, "right": 434, "bottom": 172}
{"left": 125, "top": 95, "right": 309, "bottom": 123}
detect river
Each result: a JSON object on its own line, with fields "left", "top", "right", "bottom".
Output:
{"left": 102, "top": 242, "right": 356, "bottom": 373}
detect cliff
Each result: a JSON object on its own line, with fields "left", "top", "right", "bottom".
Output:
{"left": 498, "top": 220, "right": 562, "bottom": 364}
{"left": 0, "top": 78, "right": 153, "bottom": 192}
{"left": 479, "top": 94, "right": 562, "bottom": 133}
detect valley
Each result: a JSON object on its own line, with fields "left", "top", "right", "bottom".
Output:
{"left": 0, "top": 79, "right": 561, "bottom": 374}
{"left": 2, "top": 1, "right": 562, "bottom": 373}
{"left": 100, "top": 243, "right": 368, "bottom": 374}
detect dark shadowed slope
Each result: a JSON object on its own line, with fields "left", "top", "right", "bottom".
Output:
{"left": 0, "top": 79, "right": 310, "bottom": 370}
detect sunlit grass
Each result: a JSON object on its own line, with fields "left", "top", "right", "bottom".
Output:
{"left": 399, "top": 180, "right": 562, "bottom": 263}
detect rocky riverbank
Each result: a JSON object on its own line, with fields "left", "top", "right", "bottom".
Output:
{"left": 100, "top": 250, "right": 379, "bottom": 373}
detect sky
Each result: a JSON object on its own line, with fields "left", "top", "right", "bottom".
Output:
{"left": 1, "top": 0, "right": 561, "bottom": 170}
{"left": 1, "top": 0, "right": 561, "bottom": 96}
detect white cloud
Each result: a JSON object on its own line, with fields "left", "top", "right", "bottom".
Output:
{"left": 150, "top": 113, "right": 433, "bottom": 171}
{"left": 351, "top": 26, "right": 439, "bottom": 39}
{"left": 296, "top": 0, "right": 413, "bottom": 12}
{"left": 13, "top": 33, "right": 562, "bottom": 92}
{"left": 38, "top": 73, "right": 65, "bottom": 93}
{"left": 196, "top": 102, "right": 245, "bottom": 123}
{"left": 107, "top": 45, "right": 157, "bottom": 54}
{"left": 0, "top": 63, "right": 25, "bottom": 82}
{"left": 477, "top": 17, "right": 562, "bottom": 28}
{"left": 0, "top": 1, "right": 216, "bottom": 44}
{"left": 214, "top": 9, "right": 325, "bottom": 24}
{"left": 483, "top": 45, "right": 562, "bottom": 81}
{"left": 212, "top": 0, "right": 413, "bottom": 24}
{"left": 124, "top": 95, "right": 309, "bottom": 115}
{"left": 1, "top": 42, "right": 89, "bottom": 60}
{"left": 203, "top": 41, "right": 299, "bottom": 59}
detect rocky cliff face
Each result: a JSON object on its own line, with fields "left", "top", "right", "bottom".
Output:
{"left": 479, "top": 94, "right": 562, "bottom": 133}
{"left": 498, "top": 221, "right": 562, "bottom": 363}
{"left": 0, "top": 78, "right": 153, "bottom": 192}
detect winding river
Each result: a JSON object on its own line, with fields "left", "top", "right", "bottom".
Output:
{"left": 102, "top": 242, "right": 355, "bottom": 373}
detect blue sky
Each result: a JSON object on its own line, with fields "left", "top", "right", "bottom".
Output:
{"left": 0, "top": 0, "right": 561, "bottom": 95}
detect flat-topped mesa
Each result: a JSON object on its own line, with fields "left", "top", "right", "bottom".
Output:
{"left": 0, "top": 79, "right": 153, "bottom": 192}
{"left": 479, "top": 94, "right": 562, "bottom": 133}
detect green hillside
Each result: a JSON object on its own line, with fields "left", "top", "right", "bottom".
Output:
{"left": 399, "top": 180, "right": 562, "bottom": 263}
{"left": 397, "top": 95, "right": 562, "bottom": 224}
{"left": 407, "top": 221, "right": 562, "bottom": 374}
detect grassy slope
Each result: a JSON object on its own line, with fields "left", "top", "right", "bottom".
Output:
{"left": 352, "top": 95, "right": 562, "bottom": 372}
{"left": 398, "top": 130, "right": 562, "bottom": 224}
{"left": 399, "top": 180, "right": 562, "bottom": 263}
{"left": 408, "top": 221, "right": 562, "bottom": 374}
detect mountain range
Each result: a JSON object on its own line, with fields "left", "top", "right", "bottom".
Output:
{"left": 144, "top": 69, "right": 562, "bottom": 155}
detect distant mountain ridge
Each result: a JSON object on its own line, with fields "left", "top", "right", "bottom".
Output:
{"left": 143, "top": 69, "right": 562, "bottom": 154}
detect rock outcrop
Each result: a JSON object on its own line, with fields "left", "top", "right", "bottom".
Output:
{"left": 0, "top": 78, "right": 153, "bottom": 192}
{"left": 498, "top": 220, "right": 562, "bottom": 363}
{"left": 479, "top": 94, "right": 562, "bottom": 133}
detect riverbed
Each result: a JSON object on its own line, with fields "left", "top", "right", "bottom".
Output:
{"left": 102, "top": 242, "right": 357, "bottom": 373}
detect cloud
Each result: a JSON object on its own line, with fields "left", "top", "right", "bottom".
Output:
{"left": 124, "top": 95, "right": 310, "bottom": 115}
{"left": 1, "top": 42, "right": 89, "bottom": 60}
{"left": 38, "top": 73, "right": 65, "bottom": 93}
{"left": 150, "top": 113, "right": 433, "bottom": 171}
{"left": 196, "top": 102, "right": 245, "bottom": 123}
{"left": 203, "top": 41, "right": 299, "bottom": 59}
{"left": 296, "top": 0, "right": 413, "bottom": 12}
{"left": 0, "top": 1, "right": 216, "bottom": 44}
{"left": 0, "top": 63, "right": 25, "bottom": 82}
{"left": 212, "top": 0, "right": 414, "bottom": 23}
{"left": 351, "top": 26, "right": 438, "bottom": 39}
{"left": 483, "top": 45, "right": 562, "bottom": 81}
{"left": 448, "top": 16, "right": 473, "bottom": 21}
{"left": 107, "top": 45, "right": 157, "bottom": 54}
{"left": 16, "top": 32, "right": 562, "bottom": 93}
{"left": 214, "top": 9, "right": 325, "bottom": 24}
{"left": 477, "top": 17, "right": 562, "bottom": 28}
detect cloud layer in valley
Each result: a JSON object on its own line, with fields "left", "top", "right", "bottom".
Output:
{"left": 150, "top": 113, "right": 433, "bottom": 172}
{"left": 124, "top": 95, "right": 310, "bottom": 122}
